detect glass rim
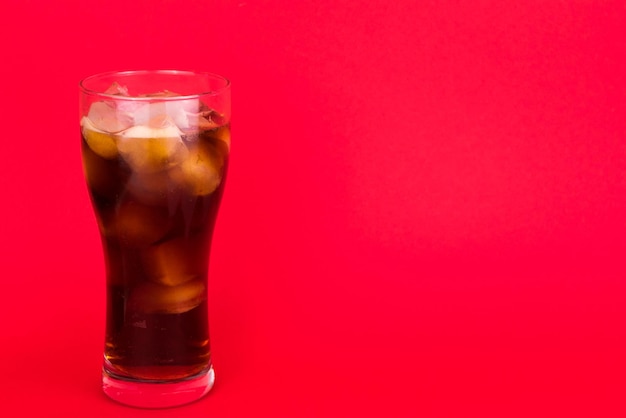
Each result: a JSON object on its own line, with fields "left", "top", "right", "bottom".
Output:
{"left": 79, "top": 69, "right": 231, "bottom": 101}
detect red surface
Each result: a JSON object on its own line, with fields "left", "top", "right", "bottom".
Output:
{"left": 1, "top": 1, "right": 626, "bottom": 416}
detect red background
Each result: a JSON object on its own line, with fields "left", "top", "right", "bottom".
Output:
{"left": 1, "top": 1, "right": 625, "bottom": 416}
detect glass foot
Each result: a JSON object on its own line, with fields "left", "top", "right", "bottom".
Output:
{"left": 102, "top": 366, "right": 215, "bottom": 408}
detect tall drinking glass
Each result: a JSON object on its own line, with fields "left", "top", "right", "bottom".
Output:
{"left": 79, "top": 70, "right": 230, "bottom": 408}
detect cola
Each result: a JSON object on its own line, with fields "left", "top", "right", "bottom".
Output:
{"left": 81, "top": 96, "right": 230, "bottom": 382}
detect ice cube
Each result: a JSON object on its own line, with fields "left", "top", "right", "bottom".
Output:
{"left": 81, "top": 117, "right": 119, "bottom": 159}
{"left": 104, "top": 82, "right": 129, "bottom": 96}
{"left": 141, "top": 236, "right": 207, "bottom": 286}
{"left": 171, "top": 144, "right": 223, "bottom": 196}
{"left": 86, "top": 101, "right": 133, "bottom": 133}
{"left": 117, "top": 119, "right": 189, "bottom": 173}
{"left": 187, "top": 114, "right": 219, "bottom": 131}
{"left": 203, "top": 109, "right": 227, "bottom": 127}
{"left": 106, "top": 201, "right": 171, "bottom": 247}
{"left": 167, "top": 101, "right": 200, "bottom": 129}
{"left": 211, "top": 125, "right": 231, "bottom": 151}
{"left": 126, "top": 170, "right": 177, "bottom": 206}
{"left": 129, "top": 279, "right": 206, "bottom": 314}
{"left": 182, "top": 112, "right": 230, "bottom": 152}
{"left": 114, "top": 100, "right": 147, "bottom": 123}
{"left": 117, "top": 96, "right": 200, "bottom": 130}
{"left": 183, "top": 109, "right": 223, "bottom": 131}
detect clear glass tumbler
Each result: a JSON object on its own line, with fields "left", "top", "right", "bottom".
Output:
{"left": 79, "top": 70, "right": 230, "bottom": 408}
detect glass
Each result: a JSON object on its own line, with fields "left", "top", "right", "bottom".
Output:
{"left": 79, "top": 70, "right": 231, "bottom": 408}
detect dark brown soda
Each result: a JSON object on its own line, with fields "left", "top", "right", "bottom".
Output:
{"left": 82, "top": 124, "right": 229, "bottom": 381}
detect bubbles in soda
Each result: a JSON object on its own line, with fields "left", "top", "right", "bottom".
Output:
{"left": 81, "top": 84, "right": 229, "bottom": 381}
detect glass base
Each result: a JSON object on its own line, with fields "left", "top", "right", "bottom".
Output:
{"left": 102, "top": 366, "right": 215, "bottom": 408}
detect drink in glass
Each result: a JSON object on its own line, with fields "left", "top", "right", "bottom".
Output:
{"left": 79, "top": 70, "right": 230, "bottom": 408}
